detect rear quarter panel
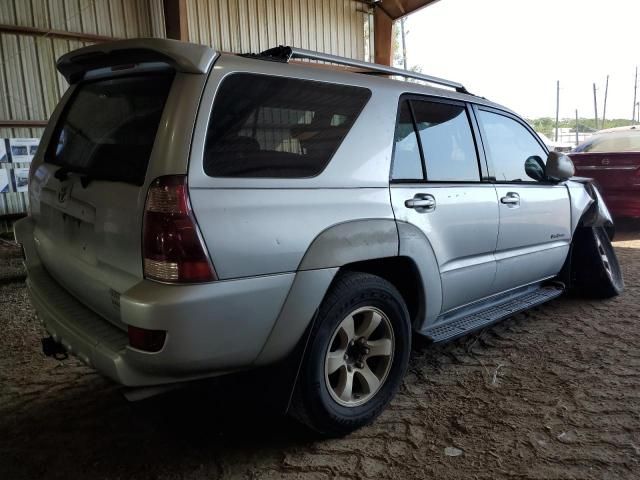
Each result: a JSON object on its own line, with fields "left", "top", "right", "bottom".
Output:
{"left": 187, "top": 55, "right": 400, "bottom": 279}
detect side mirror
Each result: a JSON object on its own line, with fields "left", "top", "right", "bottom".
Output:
{"left": 524, "top": 155, "right": 547, "bottom": 182}
{"left": 545, "top": 151, "right": 575, "bottom": 182}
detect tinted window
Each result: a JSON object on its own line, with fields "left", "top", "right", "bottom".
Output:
{"left": 478, "top": 110, "right": 546, "bottom": 182}
{"left": 577, "top": 132, "right": 640, "bottom": 153}
{"left": 411, "top": 100, "right": 479, "bottom": 181}
{"left": 204, "top": 74, "right": 371, "bottom": 178}
{"left": 48, "top": 73, "right": 174, "bottom": 186}
{"left": 391, "top": 100, "right": 423, "bottom": 180}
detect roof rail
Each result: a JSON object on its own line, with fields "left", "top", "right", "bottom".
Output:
{"left": 246, "top": 45, "right": 469, "bottom": 94}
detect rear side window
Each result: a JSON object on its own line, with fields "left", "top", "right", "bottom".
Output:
{"left": 391, "top": 98, "right": 480, "bottom": 182}
{"left": 412, "top": 100, "right": 480, "bottom": 181}
{"left": 391, "top": 100, "right": 424, "bottom": 180}
{"left": 47, "top": 72, "right": 174, "bottom": 186}
{"left": 204, "top": 73, "right": 371, "bottom": 178}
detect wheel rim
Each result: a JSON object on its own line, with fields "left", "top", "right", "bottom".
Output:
{"left": 324, "top": 306, "right": 395, "bottom": 408}
{"left": 596, "top": 235, "right": 613, "bottom": 280}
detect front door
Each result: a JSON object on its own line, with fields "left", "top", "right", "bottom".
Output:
{"left": 390, "top": 97, "right": 499, "bottom": 314}
{"left": 475, "top": 108, "right": 571, "bottom": 293}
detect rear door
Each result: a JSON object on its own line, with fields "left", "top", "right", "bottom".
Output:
{"left": 390, "top": 97, "right": 499, "bottom": 313}
{"left": 31, "top": 71, "right": 176, "bottom": 326}
{"left": 474, "top": 107, "right": 571, "bottom": 293}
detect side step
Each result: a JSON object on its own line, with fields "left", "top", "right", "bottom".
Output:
{"left": 423, "top": 285, "right": 563, "bottom": 343}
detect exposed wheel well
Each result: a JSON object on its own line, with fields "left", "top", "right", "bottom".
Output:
{"left": 338, "top": 256, "right": 424, "bottom": 328}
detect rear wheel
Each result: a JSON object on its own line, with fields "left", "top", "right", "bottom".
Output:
{"left": 572, "top": 226, "right": 624, "bottom": 298}
{"left": 291, "top": 272, "right": 411, "bottom": 437}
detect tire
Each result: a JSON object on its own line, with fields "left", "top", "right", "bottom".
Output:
{"left": 572, "top": 226, "right": 624, "bottom": 298}
{"left": 290, "top": 271, "right": 411, "bottom": 437}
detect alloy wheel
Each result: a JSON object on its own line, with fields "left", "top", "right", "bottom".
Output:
{"left": 324, "top": 306, "right": 395, "bottom": 407}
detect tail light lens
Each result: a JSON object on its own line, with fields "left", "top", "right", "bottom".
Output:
{"left": 142, "top": 175, "right": 216, "bottom": 283}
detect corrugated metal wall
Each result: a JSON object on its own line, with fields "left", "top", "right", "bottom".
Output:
{"left": 0, "top": 0, "right": 166, "bottom": 217}
{"left": 0, "top": 0, "right": 371, "bottom": 220}
{"left": 186, "top": 0, "right": 368, "bottom": 60}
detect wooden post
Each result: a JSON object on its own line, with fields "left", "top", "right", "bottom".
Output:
{"left": 555, "top": 80, "right": 560, "bottom": 142}
{"left": 163, "top": 0, "right": 189, "bottom": 41}
{"left": 374, "top": 7, "right": 393, "bottom": 66}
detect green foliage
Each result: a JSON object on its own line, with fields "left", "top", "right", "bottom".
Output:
{"left": 526, "top": 117, "right": 635, "bottom": 138}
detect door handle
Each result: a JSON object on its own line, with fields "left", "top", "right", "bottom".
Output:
{"left": 500, "top": 192, "right": 520, "bottom": 206}
{"left": 405, "top": 194, "right": 436, "bottom": 212}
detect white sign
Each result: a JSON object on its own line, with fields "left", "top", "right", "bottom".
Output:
{"left": 0, "top": 139, "right": 7, "bottom": 163}
{"left": 0, "top": 169, "right": 9, "bottom": 193}
{"left": 9, "top": 138, "right": 39, "bottom": 163}
{"left": 14, "top": 167, "right": 30, "bottom": 193}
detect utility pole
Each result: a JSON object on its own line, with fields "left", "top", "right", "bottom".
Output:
{"left": 633, "top": 66, "right": 638, "bottom": 124}
{"left": 602, "top": 75, "right": 609, "bottom": 130}
{"left": 575, "top": 109, "right": 579, "bottom": 147}
{"left": 555, "top": 80, "right": 560, "bottom": 141}
{"left": 593, "top": 83, "right": 599, "bottom": 131}
{"left": 400, "top": 17, "right": 407, "bottom": 70}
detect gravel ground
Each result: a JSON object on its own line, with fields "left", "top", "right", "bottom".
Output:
{"left": 1, "top": 224, "right": 640, "bottom": 479}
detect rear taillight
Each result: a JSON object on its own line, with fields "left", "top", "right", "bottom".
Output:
{"left": 142, "top": 175, "right": 216, "bottom": 283}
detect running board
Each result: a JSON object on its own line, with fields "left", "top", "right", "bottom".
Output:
{"left": 423, "top": 285, "right": 564, "bottom": 343}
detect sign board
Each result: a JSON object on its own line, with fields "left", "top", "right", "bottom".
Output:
{"left": 0, "top": 169, "right": 9, "bottom": 193}
{"left": 0, "top": 139, "right": 7, "bottom": 163}
{"left": 13, "top": 167, "right": 30, "bottom": 193}
{"left": 8, "top": 138, "right": 39, "bottom": 163}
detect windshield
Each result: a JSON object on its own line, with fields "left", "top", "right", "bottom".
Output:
{"left": 575, "top": 131, "right": 640, "bottom": 153}
{"left": 47, "top": 72, "right": 174, "bottom": 186}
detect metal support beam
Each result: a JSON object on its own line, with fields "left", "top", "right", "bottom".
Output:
{"left": 374, "top": 7, "right": 393, "bottom": 66}
{"left": 0, "top": 23, "right": 118, "bottom": 43}
{"left": 163, "top": 0, "right": 189, "bottom": 41}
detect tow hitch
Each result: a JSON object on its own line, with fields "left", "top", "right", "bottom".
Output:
{"left": 41, "top": 336, "right": 68, "bottom": 360}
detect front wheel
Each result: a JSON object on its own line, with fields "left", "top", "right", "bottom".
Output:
{"left": 290, "top": 272, "right": 411, "bottom": 437}
{"left": 572, "top": 226, "right": 624, "bottom": 298}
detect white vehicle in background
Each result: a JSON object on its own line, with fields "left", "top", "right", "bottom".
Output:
{"left": 536, "top": 132, "right": 574, "bottom": 153}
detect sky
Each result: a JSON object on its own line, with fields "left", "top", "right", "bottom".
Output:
{"left": 404, "top": 0, "right": 640, "bottom": 120}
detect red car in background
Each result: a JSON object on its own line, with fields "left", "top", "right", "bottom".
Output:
{"left": 569, "top": 126, "right": 640, "bottom": 218}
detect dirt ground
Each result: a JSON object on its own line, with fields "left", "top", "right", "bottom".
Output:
{"left": 1, "top": 224, "right": 640, "bottom": 480}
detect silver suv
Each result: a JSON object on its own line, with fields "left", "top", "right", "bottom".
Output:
{"left": 15, "top": 39, "right": 622, "bottom": 436}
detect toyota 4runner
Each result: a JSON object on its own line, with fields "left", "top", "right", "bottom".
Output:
{"left": 14, "top": 39, "right": 623, "bottom": 436}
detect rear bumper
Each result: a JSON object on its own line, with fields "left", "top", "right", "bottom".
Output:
{"left": 14, "top": 216, "right": 327, "bottom": 387}
{"left": 603, "top": 192, "right": 640, "bottom": 218}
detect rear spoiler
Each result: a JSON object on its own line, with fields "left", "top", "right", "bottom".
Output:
{"left": 57, "top": 38, "right": 217, "bottom": 83}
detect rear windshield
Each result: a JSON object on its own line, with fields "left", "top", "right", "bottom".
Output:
{"left": 47, "top": 72, "right": 174, "bottom": 185}
{"left": 204, "top": 73, "right": 371, "bottom": 178}
{"left": 575, "top": 131, "right": 640, "bottom": 153}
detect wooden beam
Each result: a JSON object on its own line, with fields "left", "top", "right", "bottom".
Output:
{"left": 0, "top": 120, "right": 48, "bottom": 127}
{"left": 379, "top": 0, "right": 441, "bottom": 20}
{"left": 0, "top": 24, "right": 118, "bottom": 43}
{"left": 163, "top": 0, "right": 189, "bottom": 41}
{"left": 374, "top": 7, "right": 393, "bottom": 66}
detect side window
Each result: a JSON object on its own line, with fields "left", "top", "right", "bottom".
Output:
{"left": 477, "top": 110, "right": 547, "bottom": 182}
{"left": 391, "top": 100, "right": 423, "bottom": 180}
{"left": 203, "top": 73, "right": 371, "bottom": 178}
{"left": 411, "top": 100, "right": 480, "bottom": 182}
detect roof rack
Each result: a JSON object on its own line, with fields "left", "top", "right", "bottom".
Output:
{"left": 245, "top": 45, "right": 469, "bottom": 94}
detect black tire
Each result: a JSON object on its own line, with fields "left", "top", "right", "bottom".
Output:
{"left": 290, "top": 271, "right": 411, "bottom": 437}
{"left": 572, "top": 226, "right": 624, "bottom": 298}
